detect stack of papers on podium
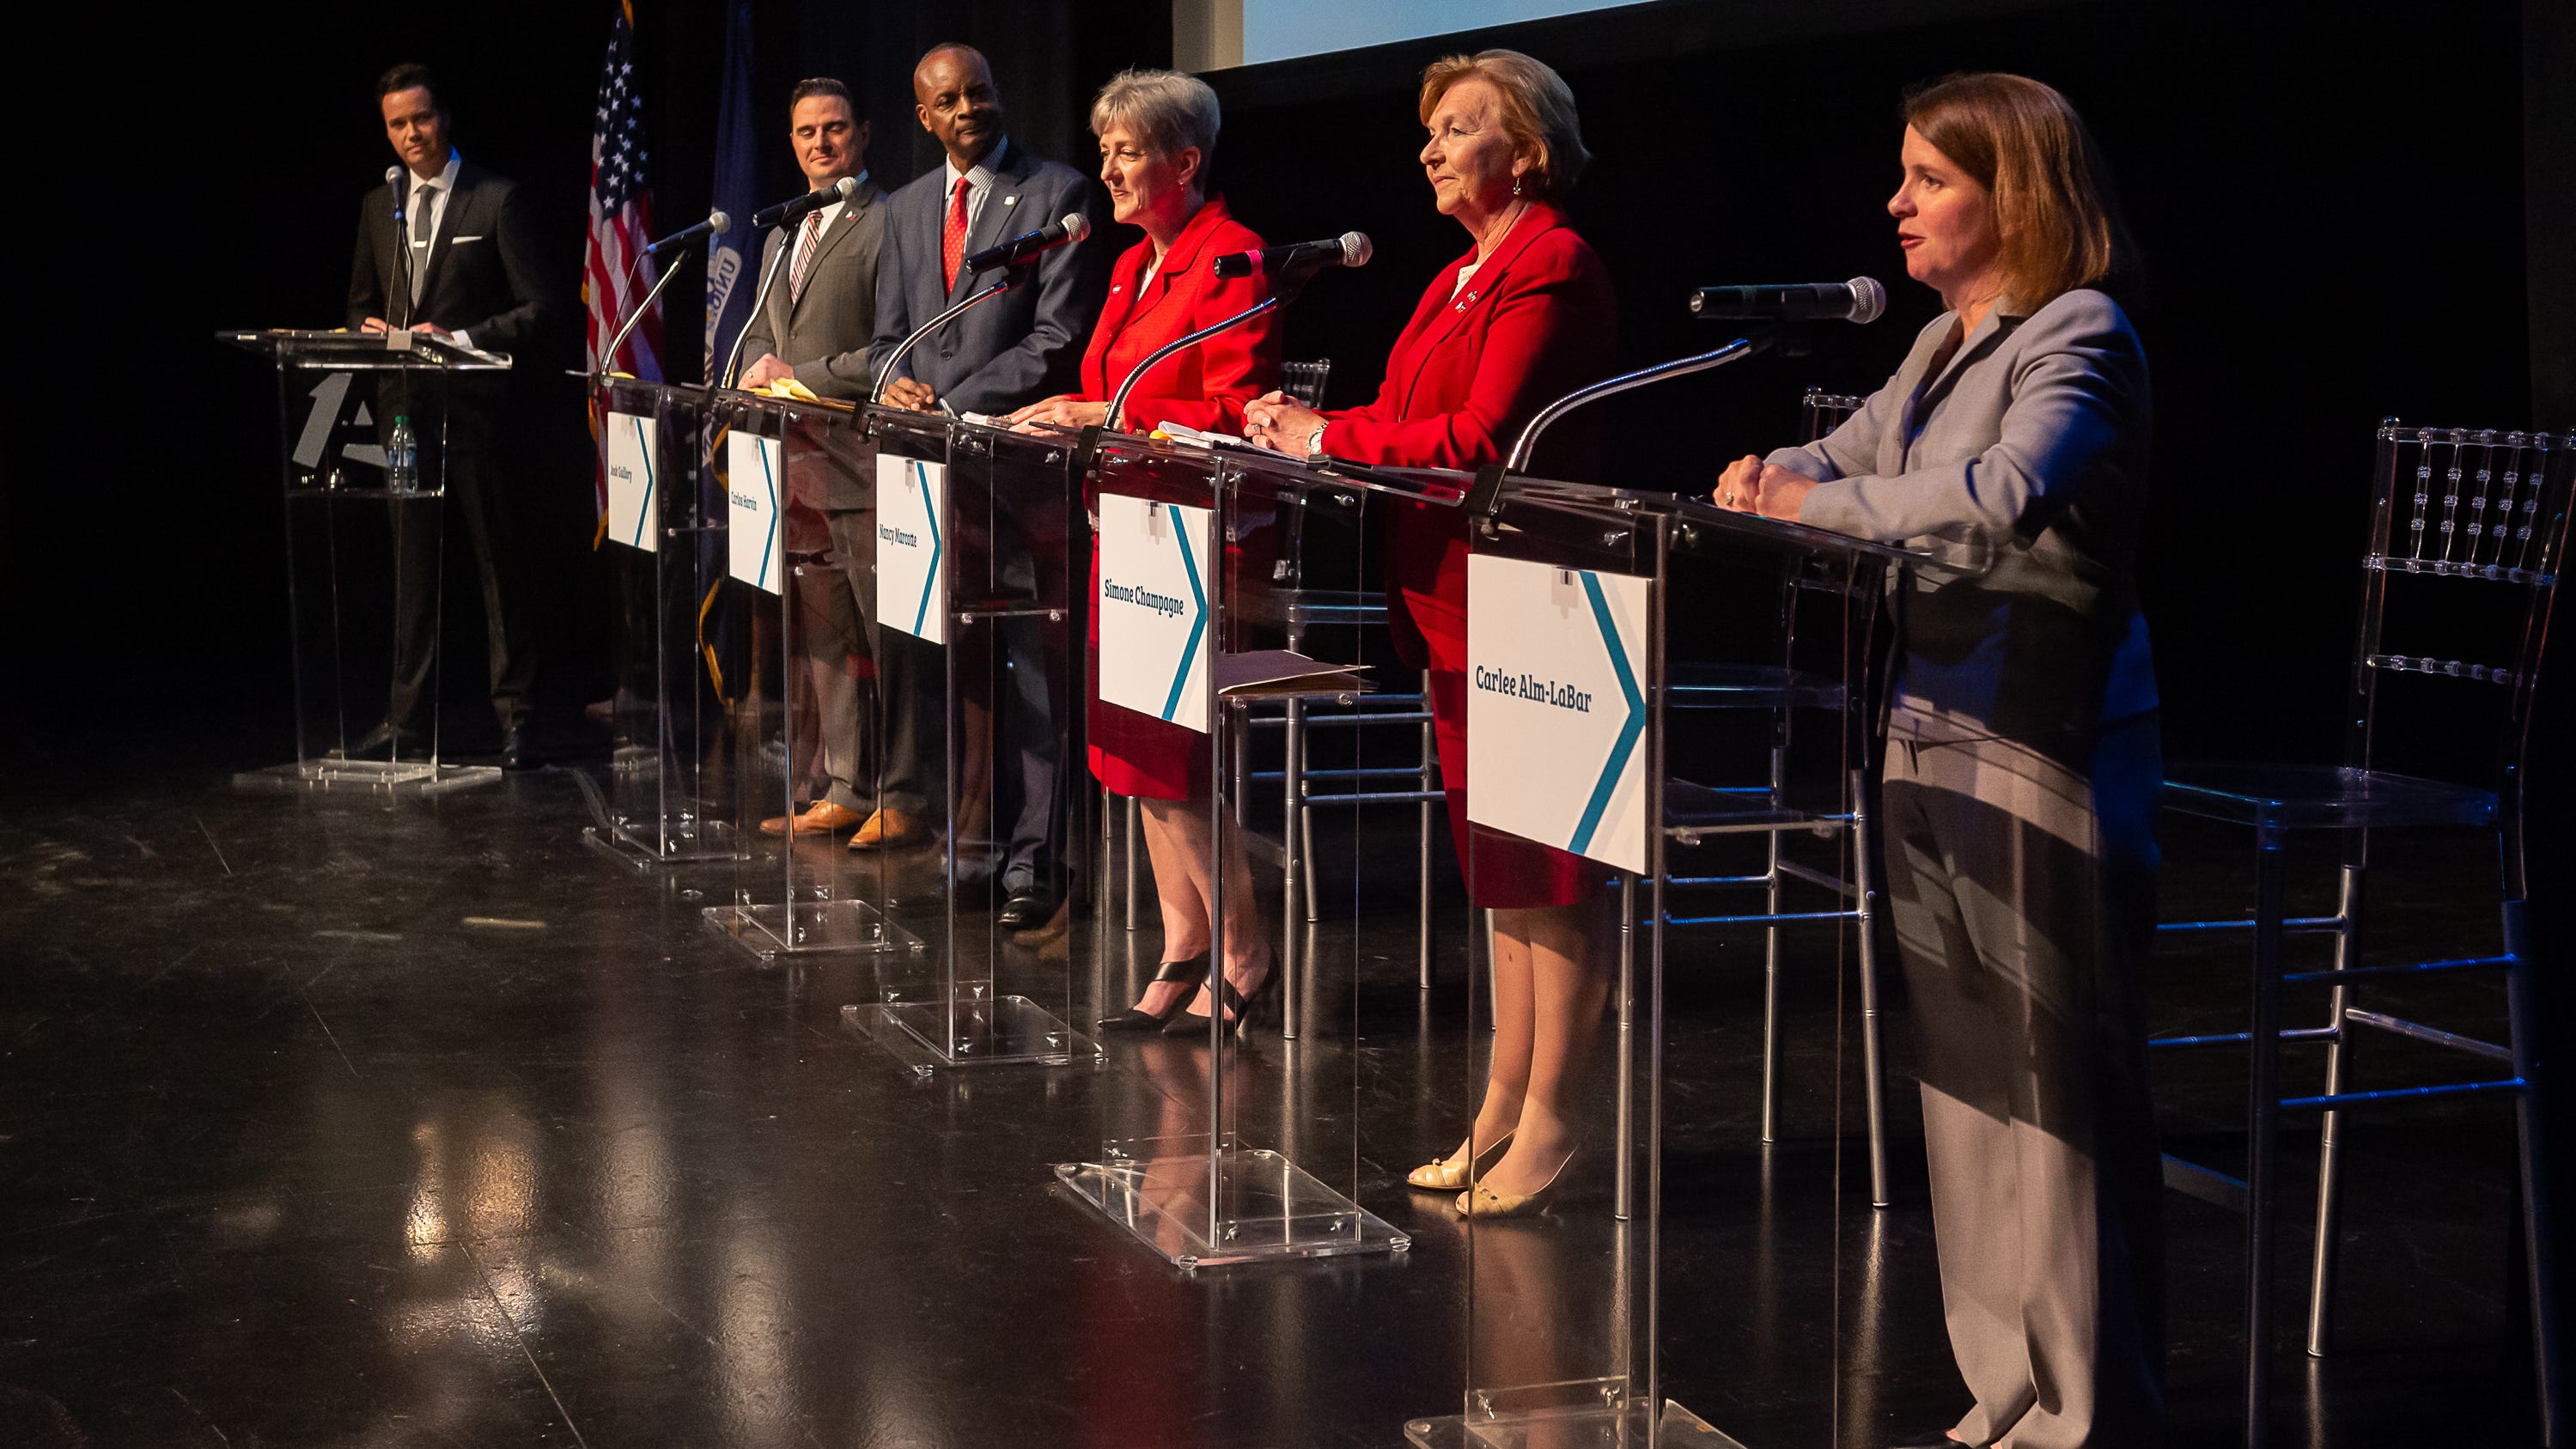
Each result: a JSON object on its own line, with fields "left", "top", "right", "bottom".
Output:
{"left": 1215, "top": 650, "right": 1373, "bottom": 697}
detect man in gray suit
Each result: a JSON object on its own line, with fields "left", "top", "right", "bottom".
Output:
{"left": 865, "top": 43, "right": 1108, "bottom": 926}
{"left": 735, "top": 77, "right": 888, "bottom": 837}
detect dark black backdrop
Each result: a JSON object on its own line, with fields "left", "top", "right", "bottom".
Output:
{"left": 1, "top": 0, "right": 2566, "bottom": 1324}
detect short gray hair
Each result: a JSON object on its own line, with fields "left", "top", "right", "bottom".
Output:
{"left": 1090, "top": 69, "right": 1221, "bottom": 186}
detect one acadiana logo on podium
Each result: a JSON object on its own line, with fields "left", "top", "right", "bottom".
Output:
{"left": 1095, "top": 492, "right": 1211, "bottom": 734}
{"left": 876, "top": 454, "right": 946, "bottom": 644}
{"left": 1465, "top": 553, "right": 1647, "bottom": 874}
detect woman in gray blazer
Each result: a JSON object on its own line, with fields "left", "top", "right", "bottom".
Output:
{"left": 1718, "top": 73, "right": 2163, "bottom": 1449}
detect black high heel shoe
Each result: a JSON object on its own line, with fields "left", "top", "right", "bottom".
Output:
{"left": 1097, "top": 953, "right": 1209, "bottom": 1032}
{"left": 1161, "top": 949, "right": 1279, "bottom": 1038}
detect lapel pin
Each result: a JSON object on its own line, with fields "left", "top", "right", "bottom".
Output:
{"left": 1003, "top": 195, "right": 1018, "bottom": 206}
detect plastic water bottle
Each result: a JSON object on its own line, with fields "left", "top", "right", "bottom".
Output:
{"left": 387, "top": 415, "right": 417, "bottom": 495}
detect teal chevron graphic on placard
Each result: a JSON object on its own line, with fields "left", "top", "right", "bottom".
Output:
{"left": 910, "top": 460, "right": 942, "bottom": 636}
{"left": 1160, "top": 515, "right": 1207, "bottom": 722}
{"left": 1568, "top": 571, "right": 1644, "bottom": 858}
{"left": 753, "top": 439, "right": 778, "bottom": 590}
{"left": 627, "top": 415, "right": 655, "bottom": 549}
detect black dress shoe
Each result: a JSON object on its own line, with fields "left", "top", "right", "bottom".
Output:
{"left": 996, "top": 887, "right": 1057, "bottom": 929}
{"left": 501, "top": 722, "right": 540, "bottom": 771}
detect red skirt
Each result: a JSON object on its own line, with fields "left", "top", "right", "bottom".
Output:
{"left": 1394, "top": 507, "right": 1605, "bottom": 910}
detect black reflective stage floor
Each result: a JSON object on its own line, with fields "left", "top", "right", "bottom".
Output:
{"left": 0, "top": 762, "right": 2543, "bottom": 1448}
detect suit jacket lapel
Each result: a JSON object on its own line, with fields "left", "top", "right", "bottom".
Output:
{"left": 414, "top": 165, "right": 472, "bottom": 307}
{"left": 1395, "top": 205, "right": 1563, "bottom": 416}
{"left": 1901, "top": 307, "right": 2018, "bottom": 448}
{"left": 789, "top": 187, "right": 871, "bottom": 321}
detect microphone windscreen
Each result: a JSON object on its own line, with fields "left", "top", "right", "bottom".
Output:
{"left": 1061, "top": 213, "right": 1091, "bottom": 243}
{"left": 709, "top": 210, "right": 731, "bottom": 233}
{"left": 1340, "top": 232, "right": 1373, "bottom": 267}
{"left": 386, "top": 166, "right": 403, "bottom": 183}
{"left": 835, "top": 175, "right": 859, "bottom": 198}
{"left": 1846, "top": 276, "right": 1887, "bottom": 325}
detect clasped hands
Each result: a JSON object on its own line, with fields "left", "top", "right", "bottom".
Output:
{"left": 1711, "top": 454, "right": 1816, "bottom": 521}
{"left": 1241, "top": 391, "right": 1325, "bottom": 455}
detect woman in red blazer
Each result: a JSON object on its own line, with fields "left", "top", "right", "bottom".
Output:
{"left": 1013, "top": 70, "right": 1282, "bottom": 1038}
{"left": 1245, "top": 50, "right": 1617, "bottom": 1217}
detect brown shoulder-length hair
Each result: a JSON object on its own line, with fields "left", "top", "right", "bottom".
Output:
{"left": 1903, "top": 72, "right": 2138, "bottom": 308}
{"left": 1419, "top": 50, "right": 1589, "bottom": 202}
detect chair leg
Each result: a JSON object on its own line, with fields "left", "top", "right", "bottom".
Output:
{"left": 2306, "top": 863, "right": 2363, "bottom": 1358}
{"left": 1760, "top": 746, "right": 1786, "bottom": 1145}
{"left": 1853, "top": 769, "right": 1890, "bottom": 1209}
{"left": 1419, "top": 679, "right": 1435, "bottom": 990}
{"left": 1617, "top": 873, "right": 1636, "bottom": 1221}
{"left": 2244, "top": 830, "right": 2287, "bottom": 1449}
{"left": 1282, "top": 697, "right": 1301, "bottom": 1028}
{"left": 2504, "top": 899, "right": 2566, "bottom": 1445}
{"left": 1124, "top": 795, "right": 1139, "bottom": 932}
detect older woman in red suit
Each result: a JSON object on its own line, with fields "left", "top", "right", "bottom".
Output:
{"left": 1245, "top": 50, "right": 1616, "bottom": 1215}
{"left": 1012, "top": 68, "right": 1282, "bottom": 1036}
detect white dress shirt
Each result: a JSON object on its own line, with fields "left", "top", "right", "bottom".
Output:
{"left": 941, "top": 137, "right": 1009, "bottom": 237}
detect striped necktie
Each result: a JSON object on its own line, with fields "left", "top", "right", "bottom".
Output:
{"left": 789, "top": 209, "right": 825, "bottom": 305}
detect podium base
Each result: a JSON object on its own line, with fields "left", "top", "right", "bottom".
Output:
{"left": 1053, "top": 1142, "right": 1410, "bottom": 1270}
{"left": 233, "top": 758, "right": 502, "bottom": 795}
{"left": 582, "top": 818, "right": 744, "bottom": 872}
{"left": 1404, "top": 1397, "right": 1744, "bottom": 1449}
{"left": 699, "top": 900, "right": 917, "bottom": 963}
{"left": 844, "top": 995, "right": 1101, "bottom": 1075}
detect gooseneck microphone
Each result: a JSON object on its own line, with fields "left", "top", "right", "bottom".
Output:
{"left": 1210, "top": 232, "right": 1373, "bottom": 282}
{"left": 383, "top": 167, "right": 422, "bottom": 331}
{"left": 644, "top": 210, "right": 732, "bottom": 254}
{"left": 963, "top": 213, "right": 1091, "bottom": 274}
{"left": 1687, "top": 277, "right": 1887, "bottom": 325}
{"left": 751, "top": 174, "right": 858, "bottom": 229}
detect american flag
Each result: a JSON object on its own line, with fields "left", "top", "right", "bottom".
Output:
{"left": 585, "top": 3, "right": 660, "bottom": 505}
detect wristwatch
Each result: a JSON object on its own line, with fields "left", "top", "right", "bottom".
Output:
{"left": 1303, "top": 423, "right": 1329, "bottom": 464}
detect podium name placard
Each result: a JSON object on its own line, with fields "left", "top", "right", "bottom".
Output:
{"left": 876, "top": 454, "right": 947, "bottom": 643}
{"left": 726, "top": 431, "right": 783, "bottom": 594}
{"left": 604, "top": 411, "right": 659, "bottom": 553}
{"left": 1096, "top": 491, "right": 1213, "bottom": 734}
{"left": 1465, "top": 551, "right": 1648, "bottom": 874}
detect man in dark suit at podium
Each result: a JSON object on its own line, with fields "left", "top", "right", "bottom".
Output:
{"left": 733, "top": 77, "right": 889, "bottom": 837}
{"left": 866, "top": 43, "right": 1108, "bottom": 927}
{"left": 348, "top": 63, "right": 563, "bottom": 769}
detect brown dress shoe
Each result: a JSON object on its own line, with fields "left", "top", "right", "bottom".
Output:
{"left": 848, "top": 807, "right": 925, "bottom": 850}
{"left": 761, "top": 801, "right": 867, "bottom": 837}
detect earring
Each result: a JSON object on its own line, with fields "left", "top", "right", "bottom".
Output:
{"left": 1512, "top": 176, "right": 1524, "bottom": 197}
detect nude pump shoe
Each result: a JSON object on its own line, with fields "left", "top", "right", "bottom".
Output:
{"left": 1406, "top": 1130, "right": 1514, "bottom": 1191}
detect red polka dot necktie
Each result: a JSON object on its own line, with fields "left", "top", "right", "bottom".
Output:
{"left": 941, "top": 176, "right": 971, "bottom": 294}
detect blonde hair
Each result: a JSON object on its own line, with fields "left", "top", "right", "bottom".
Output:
{"left": 1903, "top": 72, "right": 2133, "bottom": 308}
{"left": 1419, "top": 49, "right": 1588, "bottom": 201}
{"left": 1090, "top": 69, "right": 1221, "bottom": 191}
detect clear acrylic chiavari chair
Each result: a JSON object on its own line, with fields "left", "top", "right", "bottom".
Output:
{"left": 2155, "top": 421, "right": 2568, "bottom": 1447}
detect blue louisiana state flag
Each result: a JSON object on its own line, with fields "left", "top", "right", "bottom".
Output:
{"left": 703, "top": 2, "right": 758, "bottom": 383}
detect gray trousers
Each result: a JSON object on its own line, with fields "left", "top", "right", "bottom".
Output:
{"left": 789, "top": 509, "right": 878, "bottom": 813}
{"left": 1882, "top": 713, "right": 2166, "bottom": 1449}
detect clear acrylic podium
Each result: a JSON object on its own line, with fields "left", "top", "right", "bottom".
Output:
{"left": 582, "top": 375, "right": 746, "bottom": 869}
{"left": 218, "top": 328, "right": 511, "bottom": 794}
{"left": 1053, "top": 432, "right": 1447, "bottom": 1268}
{"left": 841, "top": 406, "right": 1094, "bottom": 1074}
{"left": 700, "top": 390, "right": 917, "bottom": 965}
{"left": 1407, "top": 477, "right": 1971, "bottom": 1449}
